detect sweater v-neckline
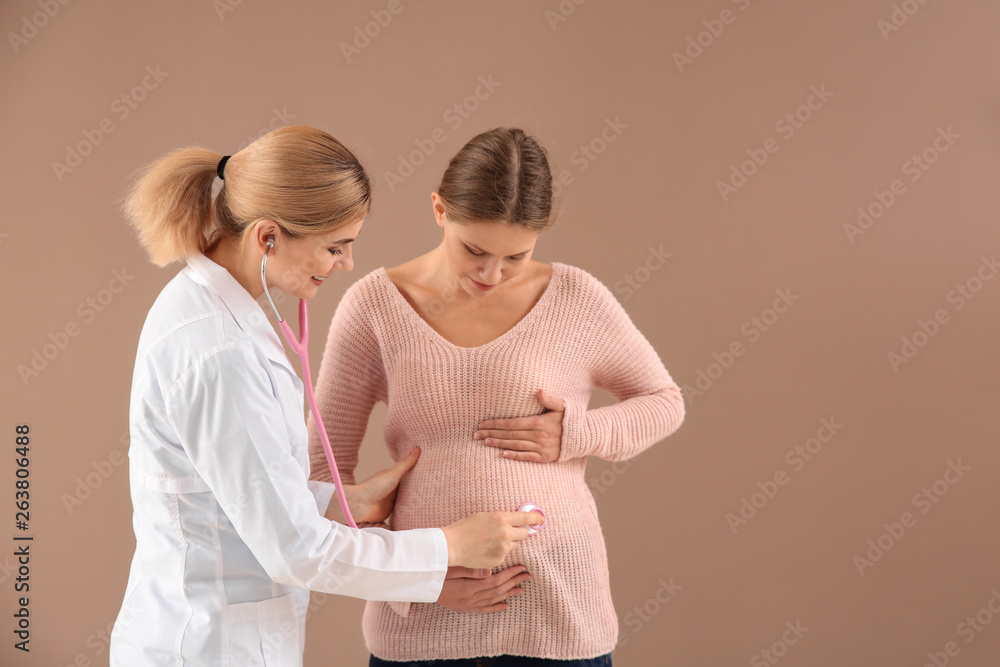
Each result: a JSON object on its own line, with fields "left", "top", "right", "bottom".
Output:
{"left": 375, "top": 263, "right": 563, "bottom": 351}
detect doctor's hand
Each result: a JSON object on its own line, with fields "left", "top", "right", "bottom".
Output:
{"left": 327, "top": 447, "right": 421, "bottom": 525}
{"left": 436, "top": 565, "right": 531, "bottom": 613}
{"left": 476, "top": 389, "right": 565, "bottom": 463}
{"left": 441, "top": 510, "right": 544, "bottom": 569}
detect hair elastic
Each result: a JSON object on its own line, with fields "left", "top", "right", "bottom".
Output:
{"left": 217, "top": 155, "right": 231, "bottom": 180}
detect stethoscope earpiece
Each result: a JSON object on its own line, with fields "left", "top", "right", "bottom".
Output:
{"left": 260, "top": 237, "right": 283, "bottom": 323}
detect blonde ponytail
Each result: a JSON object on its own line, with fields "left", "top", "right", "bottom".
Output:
{"left": 123, "top": 126, "right": 372, "bottom": 267}
{"left": 124, "top": 148, "right": 218, "bottom": 267}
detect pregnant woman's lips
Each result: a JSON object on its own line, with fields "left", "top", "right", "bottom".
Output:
{"left": 470, "top": 278, "right": 496, "bottom": 291}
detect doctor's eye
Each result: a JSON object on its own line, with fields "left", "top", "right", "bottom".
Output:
{"left": 329, "top": 247, "right": 344, "bottom": 256}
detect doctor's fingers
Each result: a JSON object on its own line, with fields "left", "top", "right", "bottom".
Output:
{"left": 503, "top": 511, "right": 546, "bottom": 539}
{"left": 391, "top": 446, "right": 421, "bottom": 472}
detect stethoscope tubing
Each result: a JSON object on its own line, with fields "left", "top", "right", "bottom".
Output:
{"left": 261, "top": 243, "right": 359, "bottom": 528}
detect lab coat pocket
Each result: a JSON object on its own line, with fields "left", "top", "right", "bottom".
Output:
{"left": 226, "top": 594, "right": 303, "bottom": 666}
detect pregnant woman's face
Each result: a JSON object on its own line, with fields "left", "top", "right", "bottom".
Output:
{"left": 432, "top": 193, "right": 539, "bottom": 298}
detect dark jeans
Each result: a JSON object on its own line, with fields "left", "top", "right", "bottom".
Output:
{"left": 369, "top": 654, "right": 612, "bottom": 667}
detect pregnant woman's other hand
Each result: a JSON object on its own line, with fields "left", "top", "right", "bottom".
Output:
{"left": 330, "top": 447, "right": 421, "bottom": 525}
{"left": 476, "top": 389, "right": 565, "bottom": 463}
{"left": 436, "top": 565, "right": 531, "bottom": 613}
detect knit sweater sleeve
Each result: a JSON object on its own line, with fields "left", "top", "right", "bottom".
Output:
{"left": 557, "top": 268, "right": 685, "bottom": 463}
{"left": 307, "top": 276, "right": 388, "bottom": 487}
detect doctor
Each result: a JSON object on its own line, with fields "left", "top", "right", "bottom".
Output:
{"left": 109, "top": 125, "right": 542, "bottom": 666}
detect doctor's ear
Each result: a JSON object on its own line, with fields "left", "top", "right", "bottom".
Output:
{"left": 249, "top": 220, "right": 281, "bottom": 253}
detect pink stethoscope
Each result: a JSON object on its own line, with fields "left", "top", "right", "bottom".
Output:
{"left": 261, "top": 237, "right": 359, "bottom": 528}
{"left": 260, "top": 238, "right": 546, "bottom": 534}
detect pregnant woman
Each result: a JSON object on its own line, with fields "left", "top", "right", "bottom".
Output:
{"left": 308, "top": 127, "right": 685, "bottom": 665}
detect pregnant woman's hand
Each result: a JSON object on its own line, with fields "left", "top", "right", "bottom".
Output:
{"left": 476, "top": 389, "right": 565, "bottom": 463}
{"left": 326, "top": 447, "right": 421, "bottom": 525}
{"left": 436, "top": 565, "right": 531, "bottom": 612}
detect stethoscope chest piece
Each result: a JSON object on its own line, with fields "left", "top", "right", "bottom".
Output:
{"left": 517, "top": 502, "right": 546, "bottom": 535}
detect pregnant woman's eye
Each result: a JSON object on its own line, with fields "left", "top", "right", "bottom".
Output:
{"left": 464, "top": 244, "right": 485, "bottom": 257}
{"left": 329, "top": 247, "right": 344, "bottom": 256}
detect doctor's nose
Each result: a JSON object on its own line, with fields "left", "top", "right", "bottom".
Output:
{"left": 335, "top": 245, "right": 355, "bottom": 272}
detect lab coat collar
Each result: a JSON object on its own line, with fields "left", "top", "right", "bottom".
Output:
{"left": 183, "top": 253, "right": 294, "bottom": 372}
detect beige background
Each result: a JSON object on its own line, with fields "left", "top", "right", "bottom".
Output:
{"left": 2, "top": 0, "right": 999, "bottom": 664}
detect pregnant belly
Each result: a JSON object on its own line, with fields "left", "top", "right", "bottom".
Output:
{"left": 390, "top": 445, "right": 599, "bottom": 536}
{"left": 382, "top": 446, "right": 617, "bottom": 648}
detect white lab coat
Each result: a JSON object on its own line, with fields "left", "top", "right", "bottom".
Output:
{"left": 109, "top": 253, "right": 448, "bottom": 666}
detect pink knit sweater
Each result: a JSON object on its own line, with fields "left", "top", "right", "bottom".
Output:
{"left": 307, "top": 262, "right": 685, "bottom": 661}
